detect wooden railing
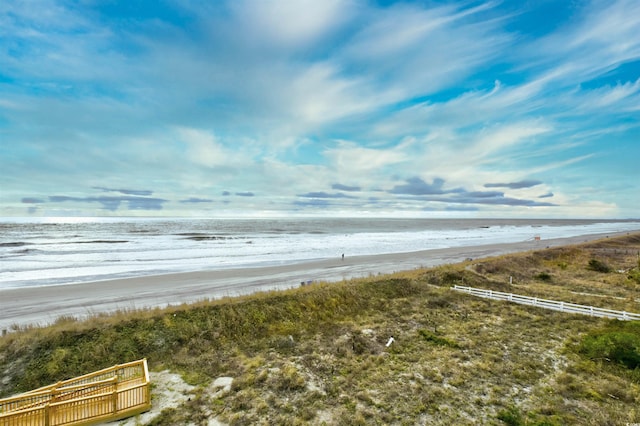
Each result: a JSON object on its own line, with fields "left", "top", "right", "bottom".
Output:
{"left": 452, "top": 285, "right": 640, "bottom": 321}
{"left": 0, "top": 359, "right": 151, "bottom": 426}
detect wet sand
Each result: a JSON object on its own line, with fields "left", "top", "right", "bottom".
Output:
{"left": 0, "top": 232, "right": 627, "bottom": 331}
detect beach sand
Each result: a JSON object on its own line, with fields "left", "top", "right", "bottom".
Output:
{"left": 0, "top": 231, "right": 628, "bottom": 331}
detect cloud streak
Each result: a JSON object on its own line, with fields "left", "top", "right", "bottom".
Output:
{"left": 485, "top": 180, "right": 543, "bottom": 189}
{"left": 388, "top": 177, "right": 555, "bottom": 208}
{"left": 47, "top": 195, "right": 167, "bottom": 211}
{"left": 93, "top": 187, "right": 154, "bottom": 196}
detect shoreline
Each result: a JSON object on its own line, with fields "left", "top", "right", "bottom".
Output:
{"left": 0, "top": 231, "right": 633, "bottom": 331}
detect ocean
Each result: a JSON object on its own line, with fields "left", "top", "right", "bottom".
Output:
{"left": 2, "top": 217, "right": 640, "bottom": 291}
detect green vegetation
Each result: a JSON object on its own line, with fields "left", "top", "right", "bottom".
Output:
{"left": 1, "top": 233, "right": 640, "bottom": 425}
{"left": 535, "top": 272, "right": 553, "bottom": 282}
{"left": 418, "top": 329, "right": 460, "bottom": 348}
{"left": 496, "top": 406, "right": 524, "bottom": 426}
{"left": 579, "top": 321, "right": 640, "bottom": 369}
{"left": 588, "top": 259, "right": 612, "bottom": 273}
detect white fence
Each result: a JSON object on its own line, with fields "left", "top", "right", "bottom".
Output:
{"left": 451, "top": 285, "right": 640, "bottom": 321}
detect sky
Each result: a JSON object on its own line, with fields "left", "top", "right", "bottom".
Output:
{"left": 0, "top": 0, "right": 639, "bottom": 219}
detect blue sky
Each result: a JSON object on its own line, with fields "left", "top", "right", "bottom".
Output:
{"left": 1, "top": 0, "right": 638, "bottom": 218}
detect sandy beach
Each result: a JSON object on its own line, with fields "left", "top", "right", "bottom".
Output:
{"left": 0, "top": 231, "right": 631, "bottom": 331}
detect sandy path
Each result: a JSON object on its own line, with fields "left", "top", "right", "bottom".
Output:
{"left": 0, "top": 232, "right": 625, "bottom": 331}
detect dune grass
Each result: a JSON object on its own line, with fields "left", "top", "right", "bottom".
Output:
{"left": 1, "top": 233, "right": 640, "bottom": 425}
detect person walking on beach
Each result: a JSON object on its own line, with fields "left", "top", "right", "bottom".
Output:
{"left": 341, "top": 253, "right": 344, "bottom": 261}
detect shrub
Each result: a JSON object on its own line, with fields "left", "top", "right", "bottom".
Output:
{"left": 497, "top": 405, "right": 524, "bottom": 425}
{"left": 274, "top": 364, "right": 306, "bottom": 391}
{"left": 441, "top": 271, "right": 465, "bottom": 284}
{"left": 587, "top": 259, "right": 611, "bottom": 273}
{"left": 426, "top": 293, "right": 454, "bottom": 308}
{"left": 418, "top": 329, "right": 459, "bottom": 348}
{"left": 579, "top": 322, "right": 640, "bottom": 369}
{"left": 628, "top": 269, "right": 640, "bottom": 284}
{"left": 535, "top": 272, "right": 552, "bottom": 282}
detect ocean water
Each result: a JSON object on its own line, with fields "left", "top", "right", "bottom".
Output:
{"left": 1, "top": 217, "right": 640, "bottom": 290}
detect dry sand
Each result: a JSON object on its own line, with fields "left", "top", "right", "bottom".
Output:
{"left": 0, "top": 232, "right": 627, "bottom": 331}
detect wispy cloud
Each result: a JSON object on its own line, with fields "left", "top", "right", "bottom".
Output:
{"left": 298, "top": 192, "right": 356, "bottom": 199}
{"left": 48, "top": 195, "right": 167, "bottom": 211}
{"left": 388, "top": 177, "right": 554, "bottom": 208}
{"left": 485, "top": 180, "right": 543, "bottom": 189}
{"left": 332, "top": 183, "right": 361, "bottom": 192}
{"left": 21, "top": 197, "right": 44, "bottom": 204}
{"left": 180, "top": 198, "right": 214, "bottom": 204}
{"left": 389, "top": 177, "right": 452, "bottom": 196}
{"left": 93, "top": 187, "right": 153, "bottom": 196}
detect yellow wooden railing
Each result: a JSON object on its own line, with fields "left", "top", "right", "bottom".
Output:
{"left": 0, "top": 359, "right": 151, "bottom": 426}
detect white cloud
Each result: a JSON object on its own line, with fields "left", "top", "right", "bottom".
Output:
{"left": 394, "top": 121, "right": 550, "bottom": 179}
{"left": 230, "top": 0, "right": 352, "bottom": 50}
{"left": 526, "top": 154, "right": 595, "bottom": 175}
{"left": 472, "top": 122, "right": 551, "bottom": 160}
{"left": 323, "top": 140, "right": 407, "bottom": 180}
{"left": 522, "top": 0, "right": 640, "bottom": 85}
{"left": 0, "top": 98, "right": 24, "bottom": 110}
{"left": 340, "top": 2, "right": 511, "bottom": 98}
{"left": 176, "top": 128, "right": 253, "bottom": 169}
{"left": 369, "top": 77, "right": 553, "bottom": 140}
{"left": 575, "top": 78, "right": 640, "bottom": 110}
{"left": 568, "top": 0, "right": 640, "bottom": 54}
{"left": 288, "top": 62, "right": 392, "bottom": 125}
{"left": 0, "top": 1, "right": 128, "bottom": 84}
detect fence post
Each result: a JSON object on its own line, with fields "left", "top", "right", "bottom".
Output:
{"left": 47, "top": 384, "right": 60, "bottom": 426}
{"left": 145, "top": 381, "right": 151, "bottom": 407}
{"left": 590, "top": 306, "right": 594, "bottom": 316}
{"left": 560, "top": 302, "right": 564, "bottom": 312}
{"left": 112, "top": 375, "right": 119, "bottom": 414}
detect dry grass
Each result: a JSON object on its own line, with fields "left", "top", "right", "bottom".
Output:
{"left": 1, "top": 233, "right": 640, "bottom": 425}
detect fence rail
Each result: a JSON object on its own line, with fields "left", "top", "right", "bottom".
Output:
{"left": 451, "top": 285, "right": 640, "bottom": 321}
{"left": 0, "top": 359, "right": 150, "bottom": 426}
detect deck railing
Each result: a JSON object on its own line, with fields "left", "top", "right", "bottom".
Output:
{"left": 452, "top": 285, "right": 640, "bottom": 321}
{"left": 0, "top": 359, "right": 151, "bottom": 426}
